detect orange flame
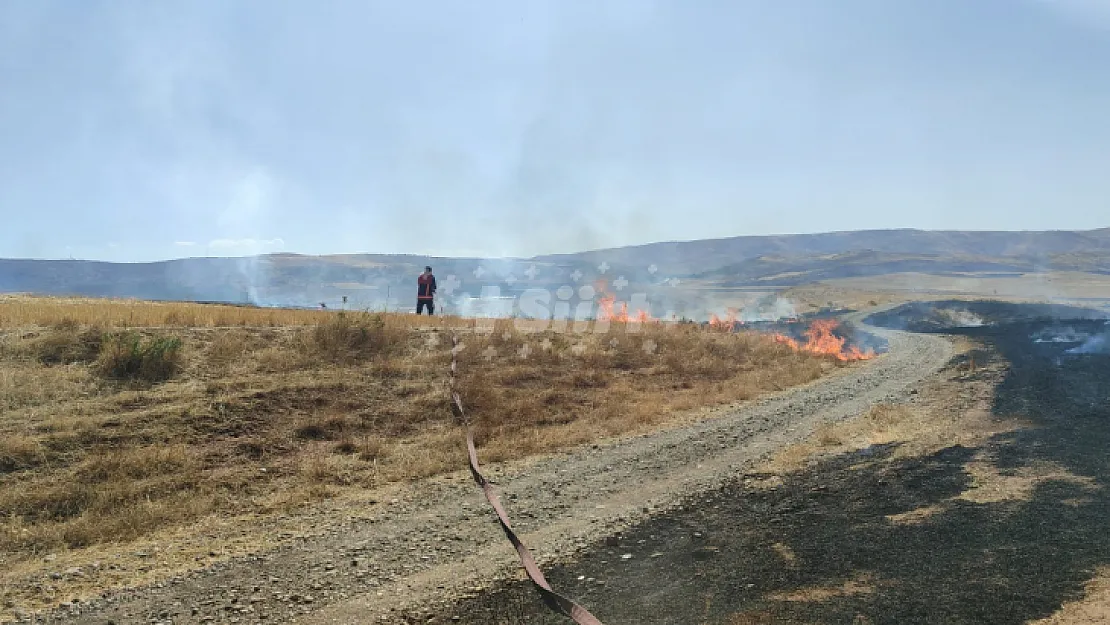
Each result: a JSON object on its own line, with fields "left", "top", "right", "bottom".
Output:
{"left": 772, "top": 319, "right": 875, "bottom": 362}
{"left": 708, "top": 309, "right": 739, "bottom": 331}
{"left": 595, "top": 280, "right": 655, "bottom": 323}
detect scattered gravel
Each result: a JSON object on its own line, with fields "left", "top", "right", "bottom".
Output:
{"left": 26, "top": 323, "right": 952, "bottom": 625}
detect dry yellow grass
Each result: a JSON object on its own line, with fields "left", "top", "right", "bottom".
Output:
{"left": 1030, "top": 567, "right": 1110, "bottom": 624}
{"left": 957, "top": 453, "right": 1101, "bottom": 506}
{"left": 763, "top": 336, "right": 1013, "bottom": 478}
{"left": 0, "top": 296, "right": 841, "bottom": 567}
{"left": 766, "top": 573, "right": 881, "bottom": 603}
{"left": 0, "top": 294, "right": 474, "bottom": 329}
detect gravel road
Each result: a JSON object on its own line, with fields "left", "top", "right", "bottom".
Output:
{"left": 27, "top": 324, "right": 952, "bottom": 625}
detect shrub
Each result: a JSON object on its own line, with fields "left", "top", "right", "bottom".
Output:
{"left": 0, "top": 436, "right": 44, "bottom": 473}
{"left": 310, "top": 312, "right": 405, "bottom": 362}
{"left": 96, "top": 332, "right": 183, "bottom": 383}
{"left": 32, "top": 326, "right": 104, "bottom": 365}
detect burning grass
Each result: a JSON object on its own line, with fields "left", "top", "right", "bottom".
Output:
{"left": 0, "top": 297, "right": 849, "bottom": 573}
{"left": 702, "top": 309, "right": 879, "bottom": 362}
{"left": 770, "top": 319, "right": 876, "bottom": 361}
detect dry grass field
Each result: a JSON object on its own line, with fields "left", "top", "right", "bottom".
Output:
{"left": 0, "top": 294, "right": 475, "bottom": 329}
{"left": 0, "top": 295, "right": 840, "bottom": 568}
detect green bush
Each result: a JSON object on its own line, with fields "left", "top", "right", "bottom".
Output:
{"left": 96, "top": 332, "right": 183, "bottom": 383}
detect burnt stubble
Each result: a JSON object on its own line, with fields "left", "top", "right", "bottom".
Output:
{"left": 448, "top": 303, "right": 1110, "bottom": 624}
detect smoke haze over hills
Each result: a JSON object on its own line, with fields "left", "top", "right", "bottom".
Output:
{"left": 4, "top": 228, "right": 1110, "bottom": 317}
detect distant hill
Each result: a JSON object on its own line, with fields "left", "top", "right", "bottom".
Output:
{"left": 2, "top": 228, "right": 1109, "bottom": 309}
{"left": 535, "top": 228, "right": 1110, "bottom": 275}
{"left": 692, "top": 250, "right": 1110, "bottom": 288}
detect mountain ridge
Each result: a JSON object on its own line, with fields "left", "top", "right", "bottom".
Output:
{"left": 3, "top": 228, "right": 1109, "bottom": 307}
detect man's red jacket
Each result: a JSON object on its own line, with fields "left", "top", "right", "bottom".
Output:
{"left": 417, "top": 274, "right": 437, "bottom": 300}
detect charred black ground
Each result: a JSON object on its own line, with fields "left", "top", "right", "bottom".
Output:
{"left": 442, "top": 302, "right": 1110, "bottom": 624}
{"left": 865, "top": 299, "right": 1107, "bottom": 333}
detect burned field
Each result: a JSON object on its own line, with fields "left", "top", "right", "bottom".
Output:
{"left": 447, "top": 302, "right": 1110, "bottom": 624}
{"left": 865, "top": 299, "right": 1107, "bottom": 333}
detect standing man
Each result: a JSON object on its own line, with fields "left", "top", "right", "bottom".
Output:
{"left": 417, "top": 266, "right": 437, "bottom": 315}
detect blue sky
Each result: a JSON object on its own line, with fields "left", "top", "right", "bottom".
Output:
{"left": 1, "top": 0, "right": 1109, "bottom": 262}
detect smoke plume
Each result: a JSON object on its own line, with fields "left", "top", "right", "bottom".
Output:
{"left": 1067, "top": 322, "right": 1110, "bottom": 355}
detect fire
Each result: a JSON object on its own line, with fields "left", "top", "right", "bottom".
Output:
{"left": 772, "top": 319, "right": 875, "bottom": 362}
{"left": 772, "top": 333, "right": 800, "bottom": 349}
{"left": 595, "top": 280, "right": 654, "bottom": 324}
{"left": 708, "top": 309, "right": 739, "bottom": 331}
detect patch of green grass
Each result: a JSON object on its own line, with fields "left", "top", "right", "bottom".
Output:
{"left": 95, "top": 332, "right": 183, "bottom": 383}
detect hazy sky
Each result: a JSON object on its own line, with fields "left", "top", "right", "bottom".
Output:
{"left": 2, "top": 0, "right": 1109, "bottom": 262}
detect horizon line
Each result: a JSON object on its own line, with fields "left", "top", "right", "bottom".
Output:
{"left": 2, "top": 225, "right": 1108, "bottom": 264}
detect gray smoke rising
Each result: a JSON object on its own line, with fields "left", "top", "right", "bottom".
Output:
{"left": 1032, "top": 327, "right": 1089, "bottom": 344}
{"left": 745, "top": 296, "right": 799, "bottom": 322}
{"left": 937, "top": 308, "right": 986, "bottom": 328}
{"left": 1067, "top": 322, "right": 1110, "bottom": 354}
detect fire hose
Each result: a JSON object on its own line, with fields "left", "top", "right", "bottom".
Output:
{"left": 449, "top": 334, "right": 605, "bottom": 625}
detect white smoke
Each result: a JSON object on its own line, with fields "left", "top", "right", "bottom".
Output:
{"left": 700, "top": 298, "right": 797, "bottom": 324}
{"left": 1068, "top": 335, "right": 1108, "bottom": 354}
{"left": 452, "top": 293, "right": 516, "bottom": 318}
{"left": 1066, "top": 323, "right": 1110, "bottom": 354}
{"left": 938, "top": 309, "right": 985, "bottom": 327}
{"left": 1032, "top": 327, "right": 1089, "bottom": 344}
{"left": 741, "top": 297, "right": 798, "bottom": 322}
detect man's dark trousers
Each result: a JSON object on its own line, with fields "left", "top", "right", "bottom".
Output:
{"left": 417, "top": 300, "right": 434, "bottom": 315}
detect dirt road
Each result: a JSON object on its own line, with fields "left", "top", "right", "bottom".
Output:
{"left": 30, "top": 325, "right": 952, "bottom": 625}
{"left": 451, "top": 306, "right": 1110, "bottom": 624}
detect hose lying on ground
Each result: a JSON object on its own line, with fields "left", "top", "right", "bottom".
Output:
{"left": 449, "top": 334, "right": 605, "bottom": 625}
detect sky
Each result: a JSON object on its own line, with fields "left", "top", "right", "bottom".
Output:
{"left": 1, "top": 0, "right": 1109, "bottom": 263}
